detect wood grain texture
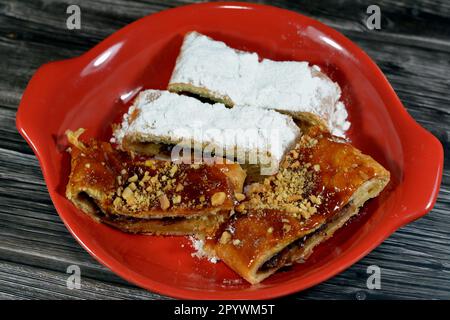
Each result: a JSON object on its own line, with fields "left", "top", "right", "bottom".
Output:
{"left": 0, "top": 0, "right": 448, "bottom": 300}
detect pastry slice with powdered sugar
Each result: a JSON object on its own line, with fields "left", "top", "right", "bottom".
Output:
{"left": 168, "top": 31, "right": 350, "bottom": 137}
{"left": 112, "top": 90, "right": 301, "bottom": 175}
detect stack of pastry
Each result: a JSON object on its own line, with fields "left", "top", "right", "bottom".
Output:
{"left": 65, "top": 32, "right": 389, "bottom": 284}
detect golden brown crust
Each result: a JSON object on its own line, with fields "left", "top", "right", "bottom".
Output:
{"left": 101, "top": 211, "right": 228, "bottom": 236}
{"left": 209, "top": 126, "right": 390, "bottom": 284}
{"left": 168, "top": 83, "right": 331, "bottom": 132}
{"left": 65, "top": 129, "right": 246, "bottom": 235}
{"left": 208, "top": 209, "right": 324, "bottom": 284}
{"left": 65, "top": 126, "right": 390, "bottom": 284}
{"left": 167, "top": 32, "right": 340, "bottom": 133}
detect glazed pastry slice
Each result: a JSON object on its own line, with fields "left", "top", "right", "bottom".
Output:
{"left": 65, "top": 129, "right": 246, "bottom": 235}
{"left": 207, "top": 126, "right": 390, "bottom": 284}
{"left": 168, "top": 31, "right": 350, "bottom": 137}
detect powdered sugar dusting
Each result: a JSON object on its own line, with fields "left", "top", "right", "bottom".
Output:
{"left": 113, "top": 90, "right": 301, "bottom": 169}
{"left": 189, "top": 236, "right": 219, "bottom": 264}
{"left": 170, "top": 31, "right": 351, "bottom": 137}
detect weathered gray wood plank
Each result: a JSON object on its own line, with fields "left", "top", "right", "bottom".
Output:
{"left": 0, "top": 260, "right": 166, "bottom": 299}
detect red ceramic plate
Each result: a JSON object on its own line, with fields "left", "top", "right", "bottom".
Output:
{"left": 16, "top": 2, "right": 443, "bottom": 299}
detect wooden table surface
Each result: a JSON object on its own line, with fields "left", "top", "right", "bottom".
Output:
{"left": 0, "top": 0, "right": 449, "bottom": 300}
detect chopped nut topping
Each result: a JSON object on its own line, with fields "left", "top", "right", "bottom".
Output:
{"left": 150, "top": 176, "right": 158, "bottom": 184}
{"left": 235, "top": 203, "right": 246, "bottom": 213}
{"left": 267, "top": 227, "right": 274, "bottom": 234}
{"left": 158, "top": 194, "right": 170, "bottom": 210}
{"left": 128, "top": 174, "right": 138, "bottom": 182}
{"left": 169, "top": 165, "right": 178, "bottom": 177}
{"left": 309, "top": 194, "right": 322, "bottom": 205}
{"left": 113, "top": 197, "right": 122, "bottom": 207}
{"left": 85, "top": 163, "right": 91, "bottom": 169}
{"left": 122, "top": 187, "right": 135, "bottom": 204}
{"left": 287, "top": 194, "right": 302, "bottom": 202}
{"left": 240, "top": 133, "right": 328, "bottom": 222}
{"left": 219, "top": 231, "right": 232, "bottom": 244}
{"left": 285, "top": 204, "right": 301, "bottom": 213}
{"left": 106, "top": 157, "right": 234, "bottom": 214}
{"left": 290, "top": 161, "right": 300, "bottom": 169}
{"left": 300, "top": 208, "right": 311, "bottom": 219}
{"left": 235, "top": 193, "right": 246, "bottom": 202}
{"left": 172, "top": 195, "right": 181, "bottom": 204}
{"left": 144, "top": 160, "right": 155, "bottom": 168}
{"left": 128, "top": 182, "right": 137, "bottom": 191}
{"left": 246, "top": 183, "right": 268, "bottom": 195}
{"left": 232, "top": 239, "right": 241, "bottom": 246}
{"left": 211, "top": 192, "right": 226, "bottom": 206}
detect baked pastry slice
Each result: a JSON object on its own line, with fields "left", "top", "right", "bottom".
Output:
{"left": 168, "top": 31, "right": 350, "bottom": 137}
{"left": 65, "top": 129, "right": 246, "bottom": 235}
{"left": 113, "top": 89, "right": 301, "bottom": 175}
{"left": 206, "top": 126, "right": 390, "bottom": 284}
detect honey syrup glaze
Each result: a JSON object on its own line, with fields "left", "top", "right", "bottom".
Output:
{"left": 209, "top": 126, "right": 380, "bottom": 272}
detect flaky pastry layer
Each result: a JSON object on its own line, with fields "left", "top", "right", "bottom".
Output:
{"left": 65, "top": 129, "right": 246, "bottom": 235}
{"left": 207, "top": 126, "right": 390, "bottom": 284}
